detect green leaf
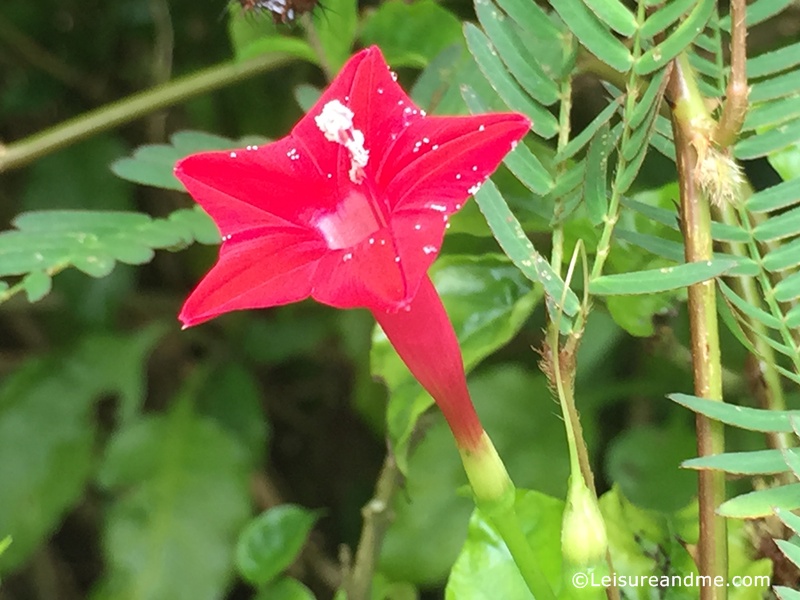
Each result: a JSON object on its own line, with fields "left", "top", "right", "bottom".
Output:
{"left": 719, "top": 0, "right": 794, "bottom": 31}
{"left": 93, "top": 393, "right": 251, "bottom": 600}
{"left": 683, "top": 449, "right": 799, "bottom": 475}
{"left": 475, "top": 0, "right": 559, "bottom": 106}
{"left": 21, "top": 270, "right": 52, "bottom": 302}
{"left": 112, "top": 131, "right": 269, "bottom": 191}
{"left": 605, "top": 422, "right": 697, "bottom": 512}
{"left": 473, "top": 180, "right": 579, "bottom": 316}
{"left": 463, "top": 24, "right": 559, "bottom": 138}
{"left": 669, "top": 393, "right": 800, "bottom": 433}
{"left": 753, "top": 206, "right": 800, "bottom": 242}
{"left": 312, "top": 0, "right": 357, "bottom": 72}
{"left": 0, "top": 328, "right": 164, "bottom": 573}
{"left": 776, "top": 507, "right": 800, "bottom": 535}
{"left": 237, "top": 505, "right": 319, "bottom": 587}
{"left": 583, "top": 0, "right": 638, "bottom": 37}
{"left": 373, "top": 255, "right": 542, "bottom": 473}
{"left": 589, "top": 259, "right": 735, "bottom": 295}
{"left": 775, "top": 539, "right": 800, "bottom": 570}
{"left": 750, "top": 70, "right": 800, "bottom": 104}
{"left": 254, "top": 578, "right": 316, "bottom": 600}
{"left": 445, "top": 490, "right": 564, "bottom": 599}
{"left": 747, "top": 41, "right": 800, "bottom": 79}
{"left": 636, "top": 0, "right": 714, "bottom": 75}
{"left": 549, "top": 0, "right": 633, "bottom": 72}
{"left": 360, "top": 0, "right": 463, "bottom": 68}
{"left": 639, "top": 0, "right": 695, "bottom": 39}
{"left": 776, "top": 587, "right": 800, "bottom": 600}
{"left": 584, "top": 123, "right": 613, "bottom": 225}
{"left": 736, "top": 119, "right": 800, "bottom": 159}
{"left": 718, "top": 483, "right": 800, "bottom": 519}
{"left": 746, "top": 177, "right": 800, "bottom": 213}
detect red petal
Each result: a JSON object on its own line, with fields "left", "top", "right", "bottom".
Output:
{"left": 175, "top": 138, "right": 339, "bottom": 234}
{"left": 377, "top": 114, "right": 531, "bottom": 213}
{"left": 291, "top": 46, "right": 424, "bottom": 181}
{"left": 371, "top": 276, "right": 484, "bottom": 450}
{"left": 179, "top": 229, "right": 326, "bottom": 327}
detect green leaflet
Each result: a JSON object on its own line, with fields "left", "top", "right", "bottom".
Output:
{"left": 589, "top": 259, "right": 735, "bottom": 295}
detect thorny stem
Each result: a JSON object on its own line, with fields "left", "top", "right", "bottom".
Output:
{"left": 667, "top": 55, "right": 727, "bottom": 600}
{"left": 344, "top": 452, "right": 402, "bottom": 600}
{"left": 713, "top": 0, "right": 749, "bottom": 148}
{"left": 0, "top": 52, "right": 297, "bottom": 173}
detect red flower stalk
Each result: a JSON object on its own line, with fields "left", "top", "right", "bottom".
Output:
{"left": 175, "top": 46, "right": 529, "bottom": 450}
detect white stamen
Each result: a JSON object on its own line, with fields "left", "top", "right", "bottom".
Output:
{"left": 315, "top": 100, "right": 369, "bottom": 184}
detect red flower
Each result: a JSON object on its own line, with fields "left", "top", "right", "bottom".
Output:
{"left": 176, "top": 46, "right": 529, "bottom": 449}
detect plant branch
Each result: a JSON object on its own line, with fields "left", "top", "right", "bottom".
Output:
{"left": 0, "top": 52, "right": 298, "bottom": 173}
{"left": 667, "top": 55, "right": 727, "bottom": 600}
{"left": 344, "top": 450, "right": 402, "bottom": 600}
{"left": 713, "top": 0, "right": 748, "bottom": 148}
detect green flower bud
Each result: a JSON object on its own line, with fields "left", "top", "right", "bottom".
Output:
{"left": 561, "top": 475, "right": 607, "bottom": 566}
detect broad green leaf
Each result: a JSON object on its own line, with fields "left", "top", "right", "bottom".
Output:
{"left": 584, "top": 123, "right": 613, "bottom": 225}
{"left": 605, "top": 422, "right": 697, "bottom": 512}
{"left": 373, "top": 255, "right": 543, "bottom": 473}
{"left": 445, "top": 490, "right": 564, "bottom": 600}
{"left": 683, "top": 449, "right": 798, "bottom": 475}
{"left": 636, "top": 0, "right": 714, "bottom": 75}
{"left": 583, "top": 0, "right": 638, "bottom": 37}
{"left": 22, "top": 270, "right": 52, "bottom": 302}
{"left": 718, "top": 483, "right": 800, "bottom": 519}
{"left": 589, "top": 259, "right": 735, "bottom": 295}
{"left": 93, "top": 394, "right": 251, "bottom": 600}
{"left": 669, "top": 393, "right": 800, "bottom": 433}
{"left": 473, "top": 181, "right": 579, "bottom": 316}
{"left": 549, "top": 0, "right": 633, "bottom": 72}
{"left": 0, "top": 328, "right": 164, "bottom": 573}
{"left": 237, "top": 505, "right": 319, "bottom": 587}
{"left": 475, "top": 0, "right": 559, "bottom": 106}
{"left": 360, "top": 0, "right": 462, "bottom": 68}
{"left": 312, "top": 0, "right": 357, "bottom": 72}
{"left": 463, "top": 24, "right": 559, "bottom": 138}
{"left": 112, "top": 131, "right": 269, "bottom": 191}
{"left": 254, "top": 578, "right": 316, "bottom": 600}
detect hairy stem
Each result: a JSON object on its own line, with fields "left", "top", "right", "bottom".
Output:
{"left": 0, "top": 52, "right": 298, "bottom": 173}
{"left": 713, "top": 0, "right": 748, "bottom": 148}
{"left": 667, "top": 55, "right": 727, "bottom": 600}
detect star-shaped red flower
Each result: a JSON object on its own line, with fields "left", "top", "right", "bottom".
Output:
{"left": 175, "top": 46, "right": 530, "bottom": 327}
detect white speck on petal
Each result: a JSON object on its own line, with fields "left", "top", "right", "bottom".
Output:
{"left": 422, "top": 137, "right": 429, "bottom": 143}
{"left": 343, "top": 253, "right": 353, "bottom": 262}
{"left": 391, "top": 71, "right": 398, "bottom": 81}
{"left": 455, "top": 203, "right": 462, "bottom": 209}
{"left": 420, "top": 109, "right": 426, "bottom": 116}
{"left": 445, "top": 222, "right": 451, "bottom": 229}
{"left": 468, "top": 183, "right": 482, "bottom": 195}
{"left": 423, "top": 245, "right": 437, "bottom": 255}
{"left": 479, "top": 125, "right": 485, "bottom": 132}
{"left": 369, "top": 238, "right": 375, "bottom": 244}
{"left": 380, "top": 240, "right": 386, "bottom": 245}
{"left": 397, "top": 100, "right": 404, "bottom": 106}
{"left": 472, "top": 165, "right": 478, "bottom": 171}
{"left": 511, "top": 140, "right": 518, "bottom": 150}
{"left": 287, "top": 148, "right": 299, "bottom": 161}
{"left": 455, "top": 174, "right": 462, "bottom": 180}
{"left": 327, "top": 173, "right": 333, "bottom": 179}
{"left": 394, "top": 256, "right": 401, "bottom": 263}
{"left": 414, "top": 224, "right": 421, "bottom": 230}
{"left": 315, "top": 100, "right": 369, "bottom": 184}
{"left": 432, "top": 144, "right": 439, "bottom": 150}
{"left": 377, "top": 87, "right": 384, "bottom": 94}
{"left": 229, "top": 151, "right": 237, "bottom": 158}
{"left": 429, "top": 203, "right": 447, "bottom": 212}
